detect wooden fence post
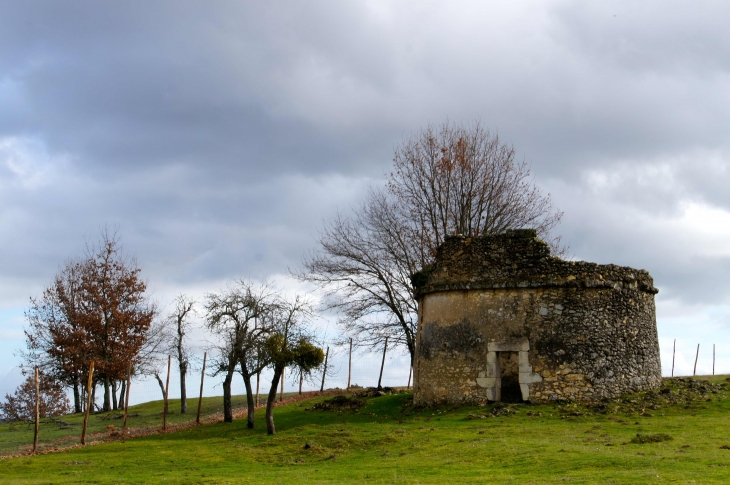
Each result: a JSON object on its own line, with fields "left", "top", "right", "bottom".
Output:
{"left": 320, "top": 347, "right": 329, "bottom": 392}
{"left": 81, "top": 362, "right": 94, "bottom": 445}
{"left": 671, "top": 339, "right": 676, "bottom": 377}
{"left": 713, "top": 344, "right": 716, "bottom": 376}
{"left": 255, "top": 371, "right": 260, "bottom": 407}
{"left": 377, "top": 337, "right": 389, "bottom": 389}
{"left": 347, "top": 338, "right": 352, "bottom": 391}
{"left": 693, "top": 344, "right": 700, "bottom": 376}
{"left": 196, "top": 352, "right": 206, "bottom": 424}
{"left": 299, "top": 369, "right": 303, "bottom": 394}
{"left": 33, "top": 367, "right": 39, "bottom": 453}
{"left": 163, "top": 355, "right": 171, "bottom": 430}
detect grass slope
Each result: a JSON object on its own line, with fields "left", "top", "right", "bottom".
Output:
{"left": 2, "top": 377, "right": 730, "bottom": 484}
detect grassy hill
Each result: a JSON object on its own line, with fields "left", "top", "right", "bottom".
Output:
{"left": 1, "top": 376, "right": 730, "bottom": 484}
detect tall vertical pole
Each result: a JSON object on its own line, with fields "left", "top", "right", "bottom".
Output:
{"left": 407, "top": 365, "right": 413, "bottom": 390}
{"left": 255, "top": 371, "right": 260, "bottom": 407}
{"left": 122, "top": 364, "right": 131, "bottom": 439}
{"left": 320, "top": 347, "right": 329, "bottom": 392}
{"left": 163, "top": 355, "right": 171, "bottom": 430}
{"left": 693, "top": 344, "right": 700, "bottom": 376}
{"left": 713, "top": 344, "right": 716, "bottom": 376}
{"left": 347, "top": 338, "right": 352, "bottom": 391}
{"left": 196, "top": 352, "right": 206, "bottom": 424}
{"left": 377, "top": 337, "right": 389, "bottom": 389}
{"left": 81, "top": 362, "right": 94, "bottom": 445}
{"left": 33, "top": 367, "right": 39, "bottom": 453}
{"left": 299, "top": 369, "right": 303, "bottom": 394}
{"left": 671, "top": 339, "right": 676, "bottom": 377}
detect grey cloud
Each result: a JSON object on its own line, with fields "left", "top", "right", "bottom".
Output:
{"left": 1, "top": 1, "right": 730, "bottom": 375}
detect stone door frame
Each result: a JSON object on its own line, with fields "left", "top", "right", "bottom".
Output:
{"left": 475, "top": 339, "right": 543, "bottom": 401}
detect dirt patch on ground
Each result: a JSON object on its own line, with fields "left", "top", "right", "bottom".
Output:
{"left": 353, "top": 387, "right": 399, "bottom": 398}
{"left": 311, "top": 395, "right": 367, "bottom": 412}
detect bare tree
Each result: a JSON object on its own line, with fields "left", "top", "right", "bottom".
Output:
{"left": 165, "top": 295, "right": 196, "bottom": 414}
{"left": 263, "top": 295, "right": 324, "bottom": 435}
{"left": 389, "top": 122, "right": 563, "bottom": 251}
{"left": 302, "top": 191, "right": 421, "bottom": 360}
{"left": 134, "top": 317, "right": 171, "bottom": 403}
{"left": 300, "top": 121, "right": 564, "bottom": 364}
{"left": 205, "top": 281, "right": 272, "bottom": 425}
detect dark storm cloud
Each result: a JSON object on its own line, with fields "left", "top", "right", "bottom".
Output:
{"left": 0, "top": 0, "right": 729, "bottom": 357}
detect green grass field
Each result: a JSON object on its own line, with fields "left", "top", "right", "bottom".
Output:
{"left": 2, "top": 376, "right": 730, "bottom": 484}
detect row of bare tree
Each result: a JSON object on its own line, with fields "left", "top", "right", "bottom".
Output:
{"left": 18, "top": 241, "right": 324, "bottom": 435}
{"left": 8, "top": 120, "right": 565, "bottom": 435}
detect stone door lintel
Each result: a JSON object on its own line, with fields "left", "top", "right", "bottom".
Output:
{"left": 478, "top": 340, "right": 543, "bottom": 401}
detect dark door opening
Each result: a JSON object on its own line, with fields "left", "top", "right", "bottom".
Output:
{"left": 498, "top": 351, "right": 522, "bottom": 403}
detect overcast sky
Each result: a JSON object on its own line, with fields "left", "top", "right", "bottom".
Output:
{"left": 2, "top": 1, "right": 730, "bottom": 397}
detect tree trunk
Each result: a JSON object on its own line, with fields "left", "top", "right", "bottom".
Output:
{"left": 223, "top": 371, "right": 234, "bottom": 423}
{"left": 73, "top": 378, "right": 82, "bottom": 414}
{"left": 243, "top": 374, "right": 255, "bottom": 429}
{"left": 91, "top": 383, "right": 97, "bottom": 412}
{"left": 119, "top": 380, "right": 126, "bottom": 410}
{"left": 266, "top": 367, "right": 282, "bottom": 435}
{"left": 154, "top": 373, "right": 166, "bottom": 401}
{"left": 111, "top": 379, "right": 118, "bottom": 410}
{"left": 103, "top": 377, "right": 111, "bottom": 412}
{"left": 179, "top": 361, "right": 187, "bottom": 414}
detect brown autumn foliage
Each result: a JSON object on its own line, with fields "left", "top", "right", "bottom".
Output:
{"left": 0, "top": 372, "right": 71, "bottom": 422}
{"left": 24, "top": 259, "right": 87, "bottom": 413}
{"left": 23, "top": 230, "right": 156, "bottom": 413}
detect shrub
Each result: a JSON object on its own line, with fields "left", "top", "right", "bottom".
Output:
{"left": 0, "top": 372, "right": 71, "bottom": 422}
{"left": 630, "top": 433, "right": 673, "bottom": 444}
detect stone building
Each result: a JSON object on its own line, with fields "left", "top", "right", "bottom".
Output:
{"left": 412, "top": 229, "right": 662, "bottom": 404}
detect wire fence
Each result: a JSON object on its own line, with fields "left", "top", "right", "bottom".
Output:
{"left": 124, "top": 347, "right": 411, "bottom": 408}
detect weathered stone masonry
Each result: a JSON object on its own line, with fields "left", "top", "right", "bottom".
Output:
{"left": 412, "top": 229, "right": 662, "bottom": 404}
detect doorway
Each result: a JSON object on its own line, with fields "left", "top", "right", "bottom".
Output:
{"left": 498, "top": 351, "right": 522, "bottom": 403}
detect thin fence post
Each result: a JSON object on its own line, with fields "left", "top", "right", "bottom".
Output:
{"left": 377, "top": 337, "right": 389, "bottom": 389}
{"left": 163, "top": 355, "right": 171, "bottom": 430}
{"left": 320, "top": 347, "right": 329, "bottom": 392}
{"left": 713, "top": 344, "right": 716, "bottom": 376}
{"left": 33, "top": 367, "right": 39, "bottom": 453}
{"left": 255, "top": 371, "right": 260, "bottom": 407}
{"left": 299, "top": 369, "right": 303, "bottom": 394}
{"left": 407, "top": 364, "right": 412, "bottom": 390}
{"left": 671, "top": 339, "right": 676, "bottom": 377}
{"left": 122, "top": 365, "right": 131, "bottom": 440}
{"left": 347, "top": 338, "right": 353, "bottom": 391}
{"left": 693, "top": 344, "right": 700, "bottom": 376}
{"left": 81, "top": 362, "right": 94, "bottom": 445}
{"left": 196, "top": 352, "right": 206, "bottom": 424}
{"left": 279, "top": 367, "right": 285, "bottom": 402}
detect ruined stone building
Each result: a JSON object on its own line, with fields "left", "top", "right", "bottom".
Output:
{"left": 412, "top": 229, "right": 662, "bottom": 404}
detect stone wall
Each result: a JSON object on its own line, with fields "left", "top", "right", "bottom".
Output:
{"left": 413, "top": 230, "right": 662, "bottom": 404}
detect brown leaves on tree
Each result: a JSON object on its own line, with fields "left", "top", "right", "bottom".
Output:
{"left": 23, "top": 229, "right": 156, "bottom": 412}
{"left": 0, "top": 372, "right": 71, "bottom": 422}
